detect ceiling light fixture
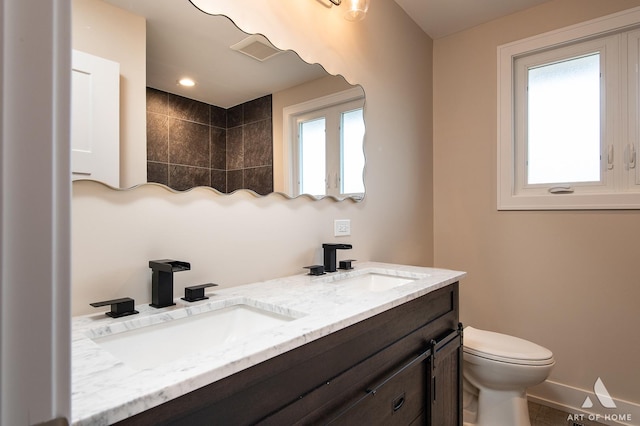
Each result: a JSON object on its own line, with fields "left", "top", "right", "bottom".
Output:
{"left": 178, "top": 78, "right": 196, "bottom": 87}
{"left": 328, "top": 0, "right": 370, "bottom": 22}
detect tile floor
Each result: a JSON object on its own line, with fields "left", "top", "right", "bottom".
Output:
{"left": 529, "top": 401, "right": 606, "bottom": 426}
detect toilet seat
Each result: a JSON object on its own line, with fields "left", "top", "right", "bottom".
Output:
{"left": 463, "top": 326, "right": 554, "bottom": 366}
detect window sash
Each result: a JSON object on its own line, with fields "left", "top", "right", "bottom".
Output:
{"left": 298, "top": 116, "right": 327, "bottom": 196}
{"left": 513, "top": 37, "right": 616, "bottom": 195}
{"left": 340, "top": 107, "right": 365, "bottom": 196}
{"left": 526, "top": 53, "right": 601, "bottom": 185}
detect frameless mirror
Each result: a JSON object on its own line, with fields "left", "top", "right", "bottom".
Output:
{"left": 87, "top": 0, "right": 365, "bottom": 201}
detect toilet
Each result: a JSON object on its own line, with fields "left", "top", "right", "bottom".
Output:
{"left": 462, "top": 326, "right": 555, "bottom": 426}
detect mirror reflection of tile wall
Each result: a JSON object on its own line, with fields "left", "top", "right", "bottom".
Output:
{"left": 146, "top": 87, "right": 273, "bottom": 194}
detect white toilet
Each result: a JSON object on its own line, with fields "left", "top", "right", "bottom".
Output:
{"left": 462, "top": 326, "right": 555, "bottom": 426}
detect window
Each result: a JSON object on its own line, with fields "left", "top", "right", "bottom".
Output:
{"left": 284, "top": 88, "right": 365, "bottom": 199}
{"left": 498, "top": 7, "right": 640, "bottom": 209}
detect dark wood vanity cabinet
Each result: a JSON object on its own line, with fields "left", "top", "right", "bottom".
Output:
{"left": 116, "top": 283, "right": 461, "bottom": 426}
{"left": 278, "top": 323, "right": 462, "bottom": 426}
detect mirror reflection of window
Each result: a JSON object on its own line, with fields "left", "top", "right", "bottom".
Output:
{"left": 293, "top": 96, "right": 365, "bottom": 198}
{"left": 299, "top": 118, "right": 327, "bottom": 196}
{"left": 341, "top": 108, "right": 365, "bottom": 195}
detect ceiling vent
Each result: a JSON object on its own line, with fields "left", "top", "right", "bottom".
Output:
{"left": 230, "top": 34, "right": 282, "bottom": 62}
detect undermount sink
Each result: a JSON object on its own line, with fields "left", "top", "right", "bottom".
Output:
{"left": 90, "top": 300, "right": 300, "bottom": 369}
{"left": 331, "top": 272, "right": 418, "bottom": 292}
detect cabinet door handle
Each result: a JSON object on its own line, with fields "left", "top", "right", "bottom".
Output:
{"left": 430, "top": 339, "right": 437, "bottom": 403}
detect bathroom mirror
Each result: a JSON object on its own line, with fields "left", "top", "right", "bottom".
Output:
{"left": 92, "top": 0, "right": 366, "bottom": 201}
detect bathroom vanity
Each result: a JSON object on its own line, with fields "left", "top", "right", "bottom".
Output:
{"left": 72, "top": 263, "right": 465, "bottom": 425}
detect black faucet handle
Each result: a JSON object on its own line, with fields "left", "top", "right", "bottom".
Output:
{"left": 338, "top": 259, "right": 357, "bottom": 270}
{"left": 322, "top": 243, "right": 353, "bottom": 250}
{"left": 304, "top": 265, "right": 326, "bottom": 276}
{"left": 182, "top": 283, "right": 219, "bottom": 302}
{"left": 90, "top": 297, "right": 139, "bottom": 318}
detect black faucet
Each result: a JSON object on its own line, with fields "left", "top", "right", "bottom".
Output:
{"left": 149, "top": 259, "right": 190, "bottom": 308}
{"left": 322, "top": 243, "right": 352, "bottom": 273}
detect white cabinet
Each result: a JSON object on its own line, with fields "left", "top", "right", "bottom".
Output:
{"left": 71, "top": 50, "right": 120, "bottom": 187}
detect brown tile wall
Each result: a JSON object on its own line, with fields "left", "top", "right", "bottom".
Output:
{"left": 146, "top": 87, "right": 273, "bottom": 194}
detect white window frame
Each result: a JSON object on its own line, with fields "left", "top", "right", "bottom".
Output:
{"left": 498, "top": 6, "right": 640, "bottom": 210}
{"left": 282, "top": 87, "right": 365, "bottom": 198}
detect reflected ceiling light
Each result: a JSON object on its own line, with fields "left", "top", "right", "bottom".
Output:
{"left": 177, "top": 78, "right": 196, "bottom": 87}
{"left": 328, "top": 0, "right": 370, "bottom": 21}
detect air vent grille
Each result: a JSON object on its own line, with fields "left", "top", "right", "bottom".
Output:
{"left": 230, "top": 34, "right": 282, "bottom": 62}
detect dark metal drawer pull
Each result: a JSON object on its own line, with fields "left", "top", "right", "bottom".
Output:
{"left": 392, "top": 394, "right": 406, "bottom": 412}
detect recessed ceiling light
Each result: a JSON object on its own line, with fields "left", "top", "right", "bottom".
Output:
{"left": 178, "top": 78, "right": 196, "bottom": 87}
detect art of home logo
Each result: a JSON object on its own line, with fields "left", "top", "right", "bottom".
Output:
{"left": 567, "top": 377, "right": 632, "bottom": 423}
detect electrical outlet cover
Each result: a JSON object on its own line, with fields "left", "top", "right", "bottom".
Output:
{"left": 334, "top": 219, "right": 351, "bottom": 236}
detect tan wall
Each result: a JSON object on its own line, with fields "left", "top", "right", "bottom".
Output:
{"left": 72, "top": 0, "right": 146, "bottom": 187}
{"left": 433, "top": 0, "right": 640, "bottom": 406}
{"left": 72, "top": 1, "right": 434, "bottom": 315}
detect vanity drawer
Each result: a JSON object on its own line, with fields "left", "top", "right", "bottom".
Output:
{"left": 262, "top": 330, "right": 431, "bottom": 425}
{"left": 326, "top": 356, "right": 426, "bottom": 426}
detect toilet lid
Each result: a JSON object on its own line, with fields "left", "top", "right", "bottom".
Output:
{"left": 463, "top": 326, "right": 554, "bottom": 366}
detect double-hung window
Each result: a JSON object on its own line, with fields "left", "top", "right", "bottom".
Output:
{"left": 498, "top": 7, "right": 640, "bottom": 209}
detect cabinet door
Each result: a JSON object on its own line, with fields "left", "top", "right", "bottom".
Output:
{"left": 71, "top": 50, "right": 120, "bottom": 186}
{"left": 426, "top": 329, "right": 463, "bottom": 426}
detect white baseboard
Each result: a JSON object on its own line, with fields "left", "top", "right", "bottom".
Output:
{"left": 528, "top": 380, "right": 639, "bottom": 426}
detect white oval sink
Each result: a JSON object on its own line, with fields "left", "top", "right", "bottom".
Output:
{"left": 333, "top": 273, "right": 416, "bottom": 292}
{"left": 90, "top": 301, "right": 299, "bottom": 369}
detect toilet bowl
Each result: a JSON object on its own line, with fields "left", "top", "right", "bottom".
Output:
{"left": 462, "top": 326, "right": 555, "bottom": 426}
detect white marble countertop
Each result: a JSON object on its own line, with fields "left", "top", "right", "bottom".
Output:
{"left": 72, "top": 262, "right": 465, "bottom": 425}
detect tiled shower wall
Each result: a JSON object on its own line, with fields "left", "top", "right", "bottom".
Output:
{"left": 146, "top": 87, "right": 273, "bottom": 194}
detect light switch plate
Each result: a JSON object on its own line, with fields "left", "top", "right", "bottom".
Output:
{"left": 334, "top": 219, "right": 351, "bottom": 236}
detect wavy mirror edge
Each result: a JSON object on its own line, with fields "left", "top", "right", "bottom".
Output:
{"left": 73, "top": 179, "right": 365, "bottom": 203}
